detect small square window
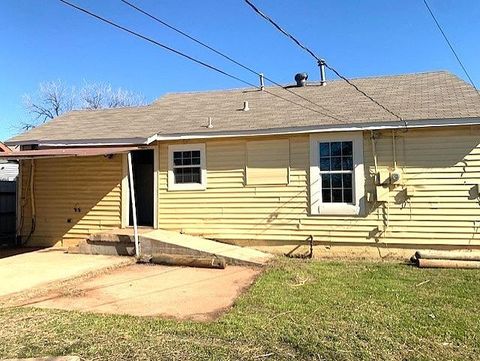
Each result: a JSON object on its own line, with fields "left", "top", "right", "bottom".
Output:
{"left": 169, "top": 144, "right": 206, "bottom": 191}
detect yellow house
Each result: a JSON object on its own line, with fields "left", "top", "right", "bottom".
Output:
{"left": 4, "top": 71, "right": 480, "bottom": 258}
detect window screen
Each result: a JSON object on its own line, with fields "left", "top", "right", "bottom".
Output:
{"left": 319, "top": 141, "right": 353, "bottom": 203}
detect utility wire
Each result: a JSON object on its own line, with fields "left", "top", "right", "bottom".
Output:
{"left": 422, "top": 0, "right": 478, "bottom": 91}
{"left": 58, "top": 0, "right": 343, "bottom": 121}
{"left": 120, "top": 0, "right": 341, "bottom": 120}
{"left": 243, "top": 0, "right": 407, "bottom": 126}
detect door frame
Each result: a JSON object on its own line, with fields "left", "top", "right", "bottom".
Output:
{"left": 121, "top": 146, "right": 158, "bottom": 229}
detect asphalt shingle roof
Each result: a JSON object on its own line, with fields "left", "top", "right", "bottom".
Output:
{"left": 7, "top": 71, "right": 480, "bottom": 145}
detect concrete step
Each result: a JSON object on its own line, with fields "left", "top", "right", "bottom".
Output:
{"left": 69, "top": 238, "right": 135, "bottom": 256}
{"left": 140, "top": 229, "right": 274, "bottom": 267}
{"left": 88, "top": 232, "right": 134, "bottom": 243}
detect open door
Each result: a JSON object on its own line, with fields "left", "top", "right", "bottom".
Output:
{"left": 129, "top": 149, "right": 154, "bottom": 227}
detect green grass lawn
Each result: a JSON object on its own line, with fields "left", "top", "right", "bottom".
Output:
{"left": 0, "top": 259, "right": 479, "bottom": 360}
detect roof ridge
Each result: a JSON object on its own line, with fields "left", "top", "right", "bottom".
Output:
{"left": 65, "top": 104, "right": 153, "bottom": 114}
{"left": 155, "top": 70, "right": 453, "bottom": 101}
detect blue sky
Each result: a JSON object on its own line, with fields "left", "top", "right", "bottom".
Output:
{"left": 1, "top": 0, "right": 479, "bottom": 141}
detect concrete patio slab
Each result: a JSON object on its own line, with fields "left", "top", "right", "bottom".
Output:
{"left": 0, "top": 248, "right": 132, "bottom": 298}
{"left": 23, "top": 264, "right": 261, "bottom": 320}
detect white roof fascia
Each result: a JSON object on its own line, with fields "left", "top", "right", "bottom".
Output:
{"left": 153, "top": 117, "right": 480, "bottom": 141}
{"left": 6, "top": 137, "right": 152, "bottom": 147}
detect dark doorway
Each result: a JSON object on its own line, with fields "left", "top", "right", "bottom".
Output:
{"left": 129, "top": 150, "right": 154, "bottom": 227}
{"left": 0, "top": 180, "right": 16, "bottom": 247}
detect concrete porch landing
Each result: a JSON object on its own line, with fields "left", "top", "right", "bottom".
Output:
{"left": 140, "top": 229, "right": 274, "bottom": 266}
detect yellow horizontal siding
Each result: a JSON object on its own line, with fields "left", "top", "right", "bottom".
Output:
{"left": 20, "top": 155, "right": 123, "bottom": 246}
{"left": 158, "top": 126, "right": 480, "bottom": 247}
{"left": 246, "top": 139, "right": 289, "bottom": 185}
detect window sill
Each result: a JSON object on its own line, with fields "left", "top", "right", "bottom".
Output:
{"left": 244, "top": 183, "right": 289, "bottom": 187}
{"left": 311, "top": 203, "right": 361, "bottom": 216}
{"left": 167, "top": 183, "right": 206, "bottom": 191}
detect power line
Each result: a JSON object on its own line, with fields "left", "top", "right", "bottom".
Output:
{"left": 422, "top": 0, "right": 478, "bottom": 91}
{"left": 119, "top": 0, "right": 341, "bottom": 120}
{"left": 243, "top": 0, "right": 407, "bottom": 126}
{"left": 58, "top": 0, "right": 342, "bottom": 121}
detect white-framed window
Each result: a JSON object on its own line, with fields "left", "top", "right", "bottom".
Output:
{"left": 168, "top": 143, "right": 207, "bottom": 191}
{"left": 309, "top": 132, "right": 365, "bottom": 215}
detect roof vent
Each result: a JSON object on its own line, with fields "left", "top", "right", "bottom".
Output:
{"left": 242, "top": 101, "right": 250, "bottom": 111}
{"left": 207, "top": 117, "right": 213, "bottom": 128}
{"left": 294, "top": 72, "right": 308, "bottom": 87}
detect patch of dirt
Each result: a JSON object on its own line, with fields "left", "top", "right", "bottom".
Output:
{"left": 12, "top": 264, "right": 262, "bottom": 321}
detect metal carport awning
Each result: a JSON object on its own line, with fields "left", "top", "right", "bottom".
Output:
{"left": 0, "top": 146, "right": 140, "bottom": 160}
{"left": 0, "top": 145, "right": 143, "bottom": 258}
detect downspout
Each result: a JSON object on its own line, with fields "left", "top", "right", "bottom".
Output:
{"left": 127, "top": 152, "right": 140, "bottom": 258}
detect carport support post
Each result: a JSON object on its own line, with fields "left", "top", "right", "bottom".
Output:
{"left": 127, "top": 152, "right": 140, "bottom": 258}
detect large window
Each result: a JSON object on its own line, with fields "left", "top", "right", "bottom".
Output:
{"left": 310, "top": 132, "right": 364, "bottom": 215}
{"left": 319, "top": 141, "right": 353, "bottom": 203}
{"left": 168, "top": 144, "right": 206, "bottom": 191}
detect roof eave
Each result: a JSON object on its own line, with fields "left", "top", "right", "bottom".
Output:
{"left": 4, "top": 135, "right": 156, "bottom": 147}
{"left": 6, "top": 117, "right": 480, "bottom": 147}
{"left": 153, "top": 117, "right": 480, "bottom": 141}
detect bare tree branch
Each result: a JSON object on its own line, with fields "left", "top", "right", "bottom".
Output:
{"left": 21, "top": 80, "right": 144, "bottom": 130}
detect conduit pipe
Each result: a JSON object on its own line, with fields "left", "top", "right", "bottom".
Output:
{"left": 417, "top": 258, "right": 480, "bottom": 269}
{"left": 370, "top": 131, "right": 378, "bottom": 174}
{"left": 392, "top": 129, "right": 397, "bottom": 169}
{"left": 415, "top": 250, "right": 480, "bottom": 262}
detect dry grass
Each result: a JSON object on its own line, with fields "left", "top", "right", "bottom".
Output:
{"left": 0, "top": 258, "right": 479, "bottom": 360}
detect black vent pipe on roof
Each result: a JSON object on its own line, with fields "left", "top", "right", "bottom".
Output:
{"left": 294, "top": 72, "right": 308, "bottom": 87}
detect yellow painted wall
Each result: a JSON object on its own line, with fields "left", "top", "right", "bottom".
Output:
{"left": 19, "top": 155, "right": 123, "bottom": 247}
{"left": 157, "top": 125, "right": 480, "bottom": 248}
